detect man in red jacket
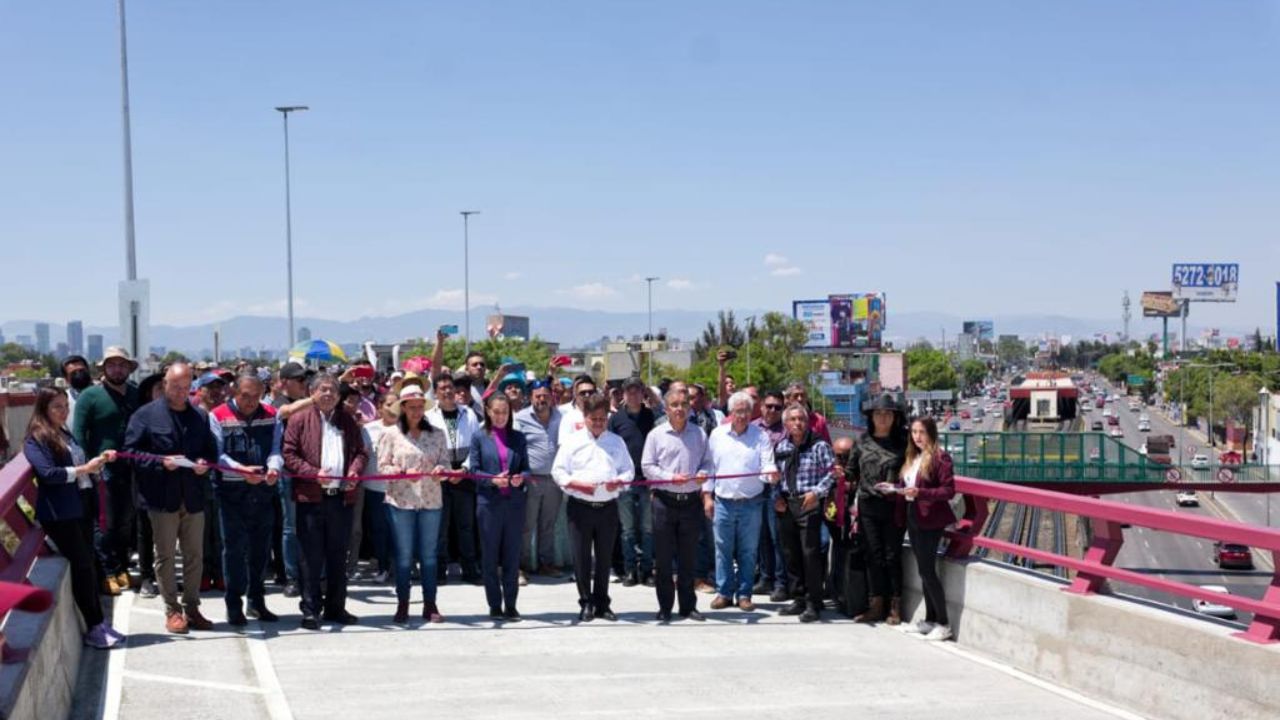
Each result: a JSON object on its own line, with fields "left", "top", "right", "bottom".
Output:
{"left": 282, "top": 373, "right": 368, "bottom": 630}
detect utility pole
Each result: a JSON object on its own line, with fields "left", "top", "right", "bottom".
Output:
{"left": 644, "top": 276, "right": 659, "bottom": 387}
{"left": 1122, "top": 291, "right": 1131, "bottom": 343}
{"left": 460, "top": 211, "right": 480, "bottom": 354}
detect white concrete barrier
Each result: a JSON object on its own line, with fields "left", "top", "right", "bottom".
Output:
{"left": 0, "top": 557, "right": 81, "bottom": 720}
{"left": 901, "top": 554, "right": 1280, "bottom": 720}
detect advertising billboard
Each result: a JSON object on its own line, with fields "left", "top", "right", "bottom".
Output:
{"left": 793, "top": 294, "right": 886, "bottom": 351}
{"left": 1141, "top": 291, "right": 1183, "bottom": 318}
{"left": 961, "top": 320, "right": 994, "bottom": 342}
{"left": 793, "top": 300, "right": 832, "bottom": 349}
{"left": 1171, "top": 263, "right": 1239, "bottom": 302}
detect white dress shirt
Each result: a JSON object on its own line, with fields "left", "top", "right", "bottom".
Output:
{"left": 320, "top": 411, "right": 345, "bottom": 490}
{"left": 552, "top": 429, "right": 635, "bottom": 503}
{"left": 701, "top": 422, "right": 778, "bottom": 499}
{"left": 556, "top": 406, "right": 586, "bottom": 447}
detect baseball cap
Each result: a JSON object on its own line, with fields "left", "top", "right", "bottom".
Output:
{"left": 195, "top": 372, "right": 227, "bottom": 390}
{"left": 279, "top": 362, "right": 315, "bottom": 381}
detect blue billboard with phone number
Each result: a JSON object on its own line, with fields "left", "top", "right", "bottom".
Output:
{"left": 1171, "top": 263, "right": 1238, "bottom": 302}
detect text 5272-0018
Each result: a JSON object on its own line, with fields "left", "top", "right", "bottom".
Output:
{"left": 1171, "top": 263, "right": 1238, "bottom": 288}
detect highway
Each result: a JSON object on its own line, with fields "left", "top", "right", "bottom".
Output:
{"left": 1088, "top": 378, "right": 1271, "bottom": 623}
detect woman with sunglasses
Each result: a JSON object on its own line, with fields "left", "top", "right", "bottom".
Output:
{"left": 469, "top": 393, "right": 530, "bottom": 620}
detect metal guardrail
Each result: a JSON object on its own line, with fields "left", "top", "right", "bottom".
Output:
{"left": 945, "top": 475, "right": 1280, "bottom": 644}
{"left": 0, "top": 455, "right": 48, "bottom": 662}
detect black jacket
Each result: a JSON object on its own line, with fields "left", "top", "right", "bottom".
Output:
{"left": 846, "top": 434, "right": 907, "bottom": 519}
{"left": 124, "top": 398, "right": 219, "bottom": 513}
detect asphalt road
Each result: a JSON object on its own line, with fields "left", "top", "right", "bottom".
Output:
{"left": 1088, "top": 379, "right": 1270, "bottom": 624}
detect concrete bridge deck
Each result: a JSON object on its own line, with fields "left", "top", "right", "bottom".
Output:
{"left": 69, "top": 573, "right": 1138, "bottom": 720}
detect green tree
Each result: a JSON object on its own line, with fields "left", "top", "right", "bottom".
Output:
{"left": 694, "top": 310, "right": 749, "bottom": 359}
{"left": 906, "top": 345, "right": 957, "bottom": 391}
{"left": 960, "top": 359, "right": 988, "bottom": 390}
{"left": 400, "top": 336, "right": 553, "bottom": 381}
{"left": 996, "top": 336, "right": 1029, "bottom": 367}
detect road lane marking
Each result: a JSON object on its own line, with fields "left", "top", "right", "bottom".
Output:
{"left": 122, "top": 669, "right": 267, "bottom": 694}
{"left": 100, "top": 591, "right": 133, "bottom": 720}
{"left": 247, "top": 629, "right": 295, "bottom": 720}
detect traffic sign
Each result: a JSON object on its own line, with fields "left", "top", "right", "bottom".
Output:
{"left": 1165, "top": 468, "right": 1183, "bottom": 483}
{"left": 1216, "top": 467, "right": 1236, "bottom": 483}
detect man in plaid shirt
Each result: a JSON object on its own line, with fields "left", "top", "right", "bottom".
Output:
{"left": 773, "top": 404, "right": 835, "bottom": 623}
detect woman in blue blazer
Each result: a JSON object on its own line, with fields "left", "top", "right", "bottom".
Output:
{"left": 469, "top": 392, "right": 529, "bottom": 621}
{"left": 22, "top": 387, "right": 125, "bottom": 649}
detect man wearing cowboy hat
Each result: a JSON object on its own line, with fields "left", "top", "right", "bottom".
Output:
{"left": 73, "top": 346, "right": 142, "bottom": 596}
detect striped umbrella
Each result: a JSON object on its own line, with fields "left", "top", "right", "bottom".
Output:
{"left": 289, "top": 340, "right": 348, "bottom": 363}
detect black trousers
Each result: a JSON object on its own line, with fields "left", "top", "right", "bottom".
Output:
{"left": 296, "top": 494, "right": 353, "bottom": 618}
{"left": 95, "top": 460, "right": 135, "bottom": 575}
{"left": 824, "top": 516, "right": 852, "bottom": 606}
{"left": 439, "top": 481, "right": 479, "bottom": 576}
{"left": 907, "top": 515, "right": 949, "bottom": 625}
{"left": 652, "top": 492, "right": 701, "bottom": 615}
{"left": 779, "top": 499, "right": 825, "bottom": 608}
{"left": 218, "top": 484, "right": 275, "bottom": 612}
{"left": 45, "top": 502, "right": 104, "bottom": 628}
{"left": 566, "top": 498, "right": 618, "bottom": 611}
{"left": 136, "top": 510, "right": 155, "bottom": 581}
{"left": 858, "top": 499, "right": 905, "bottom": 598}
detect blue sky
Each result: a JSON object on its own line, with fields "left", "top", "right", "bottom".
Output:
{"left": 3, "top": 1, "right": 1279, "bottom": 333}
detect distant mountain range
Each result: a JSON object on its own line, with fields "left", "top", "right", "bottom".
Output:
{"left": 2, "top": 307, "right": 1259, "bottom": 356}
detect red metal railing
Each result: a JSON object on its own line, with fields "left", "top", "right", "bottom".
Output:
{"left": 945, "top": 475, "right": 1280, "bottom": 644}
{"left": 0, "top": 455, "right": 48, "bottom": 662}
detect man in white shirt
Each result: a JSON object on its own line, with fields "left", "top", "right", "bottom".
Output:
{"left": 552, "top": 394, "right": 633, "bottom": 622}
{"left": 426, "top": 373, "right": 483, "bottom": 584}
{"left": 556, "top": 374, "right": 598, "bottom": 447}
{"left": 701, "top": 391, "right": 779, "bottom": 612}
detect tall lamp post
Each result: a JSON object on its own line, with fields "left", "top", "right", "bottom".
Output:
{"left": 644, "top": 276, "right": 659, "bottom": 387}
{"left": 460, "top": 211, "right": 480, "bottom": 354}
{"left": 1260, "top": 386, "right": 1271, "bottom": 526}
{"left": 745, "top": 315, "right": 757, "bottom": 385}
{"left": 275, "top": 105, "right": 308, "bottom": 351}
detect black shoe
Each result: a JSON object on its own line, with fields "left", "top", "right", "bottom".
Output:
{"left": 642, "top": 574, "right": 656, "bottom": 588}
{"left": 800, "top": 605, "right": 820, "bottom": 623}
{"left": 489, "top": 607, "right": 504, "bottom": 621}
{"left": 681, "top": 609, "right": 706, "bottom": 622}
{"left": 247, "top": 605, "right": 279, "bottom": 622}
{"left": 138, "top": 578, "right": 158, "bottom": 599}
{"left": 227, "top": 608, "right": 248, "bottom": 627}
{"left": 300, "top": 615, "right": 320, "bottom": 631}
{"left": 578, "top": 606, "right": 594, "bottom": 623}
{"left": 597, "top": 608, "right": 618, "bottom": 622}
{"left": 778, "top": 600, "right": 806, "bottom": 616}
{"left": 656, "top": 610, "right": 673, "bottom": 623}
{"left": 622, "top": 571, "right": 638, "bottom": 588}
{"left": 769, "top": 587, "right": 789, "bottom": 603}
{"left": 503, "top": 607, "right": 522, "bottom": 622}
{"left": 322, "top": 610, "right": 359, "bottom": 625}
{"left": 283, "top": 581, "right": 300, "bottom": 598}
{"left": 752, "top": 580, "right": 771, "bottom": 595}
{"left": 464, "top": 574, "right": 483, "bottom": 587}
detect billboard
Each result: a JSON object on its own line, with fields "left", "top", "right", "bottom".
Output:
{"left": 793, "top": 294, "right": 886, "bottom": 350}
{"left": 962, "top": 320, "right": 994, "bottom": 342}
{"left": 793, "top": 300, "right": 832, "bottom": 349}
{"left": 1171, "top": 263, "right": 1239, "bottom": 302}
{"left": 1141, "top": 291, "right": 1183, "bottom": 318}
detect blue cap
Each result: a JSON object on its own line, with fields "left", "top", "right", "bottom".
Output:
{"left": 498, "top": 373, "right": 526, "bottom": 390}
{"left": 195, "top": 371, "right": 227, "bottom": 390}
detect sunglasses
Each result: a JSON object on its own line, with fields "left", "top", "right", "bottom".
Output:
{"left": 577, "top": 390, "right": 597, "bottom": 397}
{"left": 763, "top": 403, "right": 784, "bottom": 410}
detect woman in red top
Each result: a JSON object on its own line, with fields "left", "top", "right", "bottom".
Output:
{"left": 898, "top": 416, "right": 955, "bottom": 641}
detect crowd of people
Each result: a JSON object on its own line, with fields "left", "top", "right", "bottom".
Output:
{"left": 21, "top": 341, "right": 958, "bottom": 648}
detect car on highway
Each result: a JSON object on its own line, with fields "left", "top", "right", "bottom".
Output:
{"left": 959, "top": 410, "right": 971, "bottom": 419}
{"left": 1128, "top": 400, "right": 1141, "bottom": 412}
{"left": 972, "top": 408, "right": 985, "bottom": 420}
{"left": 1192, "top": 585, "right": 1236, "bottom": 619}
{"left": 1109, "top": 427, "right": 1124, "bottom": 438}
{"left": 947, "top": 419, "right": 962, "bottom": 431}
{"left": 1175, "top": 490, "right": 1198, "bottom": 506}
{"left": 1138, "top": 420, "right": 1151, "bottom": 432}
{"left": 1213, "top": 542, "right": 1254, "bottom": 570}
{"left": 1138, "top": 413, "right": 1150, "bottom": 422}
{"left": 1102, "top": 407, "right": 1113, "bottom": 417}
{"left": 1107, "top": 415, "right": 1119, "bottom": 426}
{"left": 1191, "top": 454, "right": 1210, "bottom": 469}
{"left": 1091, "top": 420, "right": 1104, "bottom": 431}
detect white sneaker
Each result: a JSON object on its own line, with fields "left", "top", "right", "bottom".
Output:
{"left": 904, "top": 620, "right": 935, "bottom": 635}
{"left": 924, "top": 624, "right": 953, "bottom": 641}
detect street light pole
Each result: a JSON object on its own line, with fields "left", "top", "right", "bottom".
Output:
{"left": 1261, "top": 386, "right": 1271, "bottom": 526}
{"left": 745, "top": 315, "right": 757, "bottom": 385}
{"left": 275, "top": 105, "right": 308, "bottom": 351}
{"left": 118, "top": 0, "right": 137, "bottom": 283}
{"left": 644, "top": 276, "right": 659, "bottom": 387}
{"left": 460, "top": 211, "right": 480, "bottom": 354}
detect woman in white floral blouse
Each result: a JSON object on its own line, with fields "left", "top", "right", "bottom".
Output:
{"left": 376, "top": 384, "right": 449, "bottom": 624}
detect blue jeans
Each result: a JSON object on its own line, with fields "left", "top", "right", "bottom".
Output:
{"left": 713, "top": 495, "right": 765, "bottom": 600}
{"left": 388, "top": 506, "right": 442, "bottom": 604}
{"left": 617, "top": 487, "right": 653, "bottom": 575}
{"left": 279, "top": 475, "right": 300, "bottom": 582}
